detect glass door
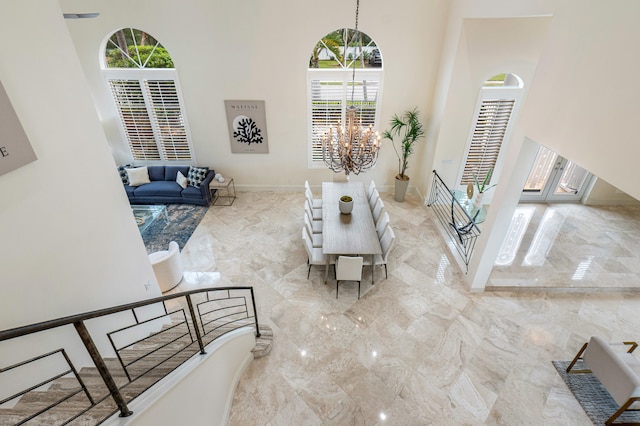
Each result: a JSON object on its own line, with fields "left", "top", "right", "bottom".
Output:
{"left": 521, "top": 146, "right": 592, "bottom": 202}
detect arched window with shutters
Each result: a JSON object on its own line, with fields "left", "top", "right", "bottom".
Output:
{"left": 102, "top": 28, "right": 194, "bottom": 163}
{"left": 307, "top": 28, "right": 383, "bottom": 167}
{"left": 459, "top": 73, "right": 523, "bottom": 186}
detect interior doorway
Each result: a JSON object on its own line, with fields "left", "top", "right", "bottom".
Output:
{"left": 520, "top": 146, "right": 592, "bottom": 202}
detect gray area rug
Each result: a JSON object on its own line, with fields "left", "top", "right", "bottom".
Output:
{"left": 553, "top": 360, "right": 640, "bottom": 425}
{"left": 139, "top": 204, "right": 208, "bottom": 253}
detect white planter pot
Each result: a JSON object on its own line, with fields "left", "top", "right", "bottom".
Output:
{"left": 339, "top": 198, "right": 353, "bottom": 214}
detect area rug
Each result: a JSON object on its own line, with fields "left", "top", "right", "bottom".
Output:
{"left": 139, "top": 204, "right": 208, "bottom": 253}
{"left": 553, "top": 360, "right": 640, "bottom": 425}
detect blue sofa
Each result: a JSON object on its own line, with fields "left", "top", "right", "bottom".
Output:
{"left": 122, "top": 165, "right": 215, "bottom": 206}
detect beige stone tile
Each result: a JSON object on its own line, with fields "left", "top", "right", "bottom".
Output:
{"left": 185, "top": 192, "right": 640, "bottom": 424}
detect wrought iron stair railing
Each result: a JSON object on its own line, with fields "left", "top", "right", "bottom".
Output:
{"left": 427, "top": 170, "right": 481, "bottom": 272}
{"left": 0, "top": 286, "right": 261, "bottom": 425}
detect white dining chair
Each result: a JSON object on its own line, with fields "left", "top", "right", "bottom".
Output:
{"left": 305, "top": 199, "right": 322, "bottom": 221}
{"left": 369, "top": 188, "right": 380, "bottom": 210}
{"left": 372, "top": 197, "right": 385, "bottom": 225}
{"left": 304, "top": 204, "right": 323, "bottom": 233}
{"left": 302, "top": 228, "right": 332, "bottom": 279}
{"left": 306, "top": 187, "right": 322, "bottom": 209}
{"left": 335, "top": 256, "right": 364, "bottom": 299}
{"left": 376, "top": 211, "right": 390, "bottom": 239}
{"left": 364, "top": 226, "right": 395, "bottom": 283}
{"left": 368, "top": 180, "right": 377, "bottom": 201}
{"left": 304, "top": 214, "right": 322, "bottom": 247}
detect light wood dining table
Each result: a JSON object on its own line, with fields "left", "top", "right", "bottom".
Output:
{"left": 321, "top": 181, "right": 382, "bottom": 283}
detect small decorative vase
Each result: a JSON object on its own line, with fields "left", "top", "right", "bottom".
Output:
{"left": 339, "top": 196, "right": 354, "bottom": 214}
{"left": 473, "top": 192, "right": 484, "bottom": 209}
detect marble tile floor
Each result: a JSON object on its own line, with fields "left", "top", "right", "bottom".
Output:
{"left": 171, "top": 190, "right": 640, "bottom": 425}
{"left": 489, "top": 203, "right": 640, "bottom": 290}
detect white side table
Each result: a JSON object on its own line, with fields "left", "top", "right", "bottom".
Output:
{"left": 209, "top": 178, "right": 236, "bottom": 206}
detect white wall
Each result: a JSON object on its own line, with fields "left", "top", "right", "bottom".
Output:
{"left": 0, "top": 0, "right": 162, "bottom": 367}
{"left": 59, "top": 0, "right": 448, "bottom": 194}
{"left": 517, "top": 0, "right": 640, "bottom": 200}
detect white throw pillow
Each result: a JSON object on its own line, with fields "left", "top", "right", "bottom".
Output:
{"left": 176, "top": 170, "right": 188, "bottom": 189}
{"left": 126, "top": 166, "right": 151, "bottom": 187}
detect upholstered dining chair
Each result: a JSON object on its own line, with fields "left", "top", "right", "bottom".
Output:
{"left": 364, "top": 226, "right": 395, "bottom": 283}
{"left": 372, "top": 197, "right": 385, "bottom": 225}
{"left": 304, "top": 203, "right": 323, "bottom": 232}
{"left": 304, "top": 200, "right": 322, "bottom": 225}
{"left": 306, "top": 198, "right": 322, "bottom": 221}
{"left": 369, "top": 188, "right": 380, "bottom": 210}
{"left": 335, "top": 256, "right": 364, "bottom": 299}
{"left": 305, "top": 186, "right": 322, "bottom": 209}
{"left": 376, "top": 211, "right": 390, "bottom": 239}
{"left": 304, "top": 214, "right": 323, "bottom": 247}
{"left": 302, "top": 228, "right": 333, "bottom": 279}
{"left": 368, "top": 180, "right": 377, "bottom": 201}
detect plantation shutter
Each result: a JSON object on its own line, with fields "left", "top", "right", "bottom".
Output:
{"left": 146, "top": 80, "right": 192, "bottom": 161}
{"left": 310, "top": 80, "right": 344, "bottom": 162}
{"left": 108, "top": 77, "right": 193, "bottom": 162}
{"left": 460, "top": 98, "right": 515, "bottom": 184}
{"left": 109, "top": 79, "right": 160, "bottom": 161}
{"left": 309, "top": 77, "right": 380, "bottom": 163}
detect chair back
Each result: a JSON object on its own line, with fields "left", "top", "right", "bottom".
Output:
{"left": 368, "top": 180, "right": 377, "bottom": 200}
{"left": 305, "top": 180, "right": 311, "bottom": 191}
{"left": 301, "top": 227, "right": 313, "bottom": 257}
{"left": 380, "top": 226, "right": 396, "bottom": 260}
{"left": 336, "top": 256, "right": 363, "bottom": 281}
{"left": 304, "top": 202, "right": 314, "bottom": 221}
{"left": 372, "top": 198, "right": 385, "bottom": 225}
{"left": 369, "top": 188, "right": 380, "bottom": 210}
{"left": 305, "top": 187, "right": 315, "bottom": 203}
{"left": 376, "top": 212, "right": 390, "bottom": 238}
{"left": 303, "top": 214, "right": 315, "bottom": 238}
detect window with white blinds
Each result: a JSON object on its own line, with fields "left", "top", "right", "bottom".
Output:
{"left": 108, "top": 77, "right": 193, "bottom": 162}
{"left": 308, "top": 71, "right": 381, "bottom": 165}
{"left": 460, "top": 98, "right": 515, "bottom": 185}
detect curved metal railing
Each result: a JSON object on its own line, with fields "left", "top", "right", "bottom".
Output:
{"left": 0, "top": 286, "right": 260, "bottom": 425}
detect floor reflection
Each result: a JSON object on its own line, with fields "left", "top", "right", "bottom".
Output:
{"left": 490, "top": 203, "right": 640, "bottom": 289}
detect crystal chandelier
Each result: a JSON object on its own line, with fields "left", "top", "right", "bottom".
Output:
{"left": 321, "top": 0, "right": 381, "bottom": 176}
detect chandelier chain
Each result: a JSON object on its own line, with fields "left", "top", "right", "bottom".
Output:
{"left": 350, "top": 0, "right": 360, "bottom": 105}
{"left": 321, "top": 0, "right": 381, "bottom": 176}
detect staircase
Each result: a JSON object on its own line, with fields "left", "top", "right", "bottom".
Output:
{"left": 0, "top": 287, "right": 271, "bottom": 426}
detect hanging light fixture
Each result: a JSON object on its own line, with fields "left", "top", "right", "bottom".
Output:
{"left": 322, "top": 0, "right": 381, "bottom": 176}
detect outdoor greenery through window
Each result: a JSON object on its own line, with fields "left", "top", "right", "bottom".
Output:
{"left": 308, "top": 28, "right": 383, "bottom": 165}
{"left": 103, "top": 28, "right": 193, "bottom": 162}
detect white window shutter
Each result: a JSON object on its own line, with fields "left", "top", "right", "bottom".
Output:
{"left": 108, "top": 74, "right": 193, "bottom": 163}
{"left": 460, "top": 98, "right": 515, "bottom": 185}
{"left": 308, "top": 72, "right": 381, "bottom": 165}
{"left": 109, "top": 79, "right": 160, "bottom": 161}
{"left": 145, "top": 80, "right": 192, "bottom": 161}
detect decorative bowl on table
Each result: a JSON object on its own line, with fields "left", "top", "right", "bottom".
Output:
{"left": 339, "top": 195, "right": 353, "bottom": 215}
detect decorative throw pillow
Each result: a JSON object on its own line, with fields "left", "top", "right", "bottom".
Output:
{"left": 126, "top": 166, "right": 151, "bottom": 187}
{"left": 176, "top": 170, "right": 188, "bottom": 189}
{"left": 187, "top": 166, "right": 208, "bottom": 188}
{"left": 118, "top": 164, "right": 132, "bottom": 185}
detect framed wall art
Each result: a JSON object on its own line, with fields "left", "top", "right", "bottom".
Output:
{"left": 224, "top": 100, "right": 268, "bottom": 154}
{"left": 0, "top": 81, "right": 37, "bottom": 177}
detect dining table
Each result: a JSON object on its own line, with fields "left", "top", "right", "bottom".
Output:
{"left": 321, "top": 181, "right": 382, "bottom": 283}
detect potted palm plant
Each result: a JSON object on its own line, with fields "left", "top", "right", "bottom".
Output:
{"left": 382, "top": 108, "right": 426, "bottom": 201}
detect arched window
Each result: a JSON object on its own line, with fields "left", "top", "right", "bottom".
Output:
{"left": 103, "top": 28, "right": 194, "bottom": 163}
{"left": 307, "top": 28, "right": 383, "bottom": 166}
{"left": 459, "top": 73, "right": 523, "bottom": 186}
